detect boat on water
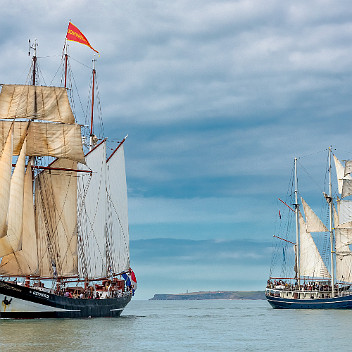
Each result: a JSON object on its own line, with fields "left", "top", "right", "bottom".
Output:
{"left": 266, "top": 147, "right": 352, "bottom": 309}
{"left": 0, "top": 30, "right": 136, "bottom": 318}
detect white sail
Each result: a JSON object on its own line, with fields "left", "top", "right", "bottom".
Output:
{"left": 335, "top": 202, "right": 352, "bottom": 283}
{"left": 342, "top": 179, "right": 352, "bottom": 199}
{"left": 0, "top": 126, "right": 13, "bottom": 237}
{"left": 334, "top": 154, "right": 352, "bottom": 197}
{"left": 333, "top": 204, "right": 339, "bottom": 228}
{"left": 0, "top": 51, "right": 137, "bottom": 315}
{"left": 301, "top": 197, "right": 328, "bottom": 232}
{"left": 334, "top": 155, "right": 345, "bottom": 194}
{"left": 337, "top": 199, "right": 352, "bottom": 225}
{"left": 106, "top": 144, "right": 130, "bottom": 274}
{"left": 0, "top": 136, "right": 25, "bottom": 257}
{"left": 345, "top": 160, "right": 352, "bottom": 176}
{"left": 6, "top": 139, "right": 26, "bottom": 250}
{"left": 0, "top": 160, "right": 38, "bottom": 275}
{"left": 335, "top": 226, "right": 352, "bottom": 283}
{"left": 35, "top": 158, "right": 78, "bottom": 277}
{"left": 0, "top": 120, "right": 85, "bottom": 163}
{"left": 0, "top": 85, "right": 75, "bottom": 124}
{"left": 77, "top": 142, "right": 107, "bottom": 279}
{"left": 299, "top": 211, "right": 330, "bottom": 278}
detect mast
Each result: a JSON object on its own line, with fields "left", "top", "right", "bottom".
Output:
{"left": 29, "top": 39, "right": 38, "bottom": 86}
{"left": 89, "top": 56, "right": 96, "bottom": 150}
{"left": 64, "top": 40, "right": 68, "bottom": 89}
{"left": 328, "top": 146, "right": 335, "bottom": 296}
{"left": 294, "top": 157, "right": 300, "bottom": 284}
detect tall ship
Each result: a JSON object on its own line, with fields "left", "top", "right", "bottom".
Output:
{"left": 0, "top": 26, "right": 136, "bottom": 318}
{"left": 266, "top": 147, "right": 352, "bottom": 309}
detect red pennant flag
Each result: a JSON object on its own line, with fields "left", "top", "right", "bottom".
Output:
{"left": 66, "top": 22, "right": 99, "bottom": 53}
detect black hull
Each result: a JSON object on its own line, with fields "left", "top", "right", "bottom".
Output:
{"left": 0, "top": 280, "right": 132, "bottom": 318}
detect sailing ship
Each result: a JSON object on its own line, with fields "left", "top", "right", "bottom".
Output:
{"left": 266, "top": 148, "right": 352, "bottom": 309}
{"left": 0, "top": 38, "right": 136, "bottom": 318}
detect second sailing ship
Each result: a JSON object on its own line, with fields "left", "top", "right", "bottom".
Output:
{"left": 266, "top": 147, "right": 352, "bottom": 309}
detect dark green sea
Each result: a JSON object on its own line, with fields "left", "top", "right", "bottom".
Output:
{"left": 0, "top": 299, "right": 351, "bottom": 351}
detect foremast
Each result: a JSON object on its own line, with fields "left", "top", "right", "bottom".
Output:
{"left": 293, "top": 151, "right": 334, "bottom": 289}
{"left": 294, "top": 157, "right": 300, "bottom": 284}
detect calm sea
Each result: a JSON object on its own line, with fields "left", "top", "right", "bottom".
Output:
{"left": 0, "top": 299, "right": 351, "bottom": 351}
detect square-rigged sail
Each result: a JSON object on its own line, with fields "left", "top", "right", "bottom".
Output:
{"left": 0, "top": 83, "right": 130, "bottom": 281}
{"left": 0, "top": 84, "right": 84, "bottom": 276}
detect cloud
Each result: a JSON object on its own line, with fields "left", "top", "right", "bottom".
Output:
{"left": 1, "top": 0, "right": 351, "bottom": 297}
{"left": 130, "top": 238, "right": 272, "bottom": 298}
{"left": 131, "top": 238, "right": 272, "bottom": 263}
{"left": 128, "top": 195, "right": 274, "bottom": 232}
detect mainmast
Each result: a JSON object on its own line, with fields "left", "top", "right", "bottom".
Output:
{"left": 89, "top": 56, "right": 96, "bottom": 150}
{"left": 328, "top": 146, "right": 335, "bottom": 297}
{"left": 294, "top": 157, "right": 300, "bottom": 284}
{"left": 64, "top": 40, "right": 68, "bottom": 89}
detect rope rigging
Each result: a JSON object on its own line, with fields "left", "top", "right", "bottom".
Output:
{"left": 0, "top": 43, "right": 131, "bottom": 289}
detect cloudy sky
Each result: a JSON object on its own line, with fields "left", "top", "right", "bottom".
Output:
{"left": 1, "top": 0, "right": 352, "bottom": 298}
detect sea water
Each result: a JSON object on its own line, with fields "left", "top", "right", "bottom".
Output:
{"left": 0, "top": 299, "right": 351, "bottom": 351}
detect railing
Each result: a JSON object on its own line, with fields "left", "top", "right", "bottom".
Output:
{"left": 266, "top": 286, "right": 352, "bottom": 299}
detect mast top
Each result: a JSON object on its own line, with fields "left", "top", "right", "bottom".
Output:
{"left": 28, "top": 39, "right": 38, "bottom": 57}
{"left": 29, "top": 39, "right": 38, "bottom": 86}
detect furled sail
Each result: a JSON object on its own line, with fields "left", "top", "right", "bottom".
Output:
{"left": 77, "top": 141, "right": 107, "bottom": 279}
{"left": 299, "top": 211, "right": 330, "bottom": 278}
{"left": 0, "top": 159, "right": 38, "bottom": 275}
{"left": 35, "top": 158, "right": 78, "bottom": 277}
{"left": 0, "top": 120, "right": 85, "bottom": 163}
{"left": 106, "top": 143, "right": 130, "bottom": 274}
{"left": 301, "top": 197, "right": 328, "bottom": 233}
{"left": 0, "top": 85, "right": 75, "bottom": 124}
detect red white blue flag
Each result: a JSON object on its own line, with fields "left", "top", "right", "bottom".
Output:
{"left": 130, "top": 269, "right": 137, "bottom": 291}
{"left": 123, "top": 269, "right": 137, "bottom": 295}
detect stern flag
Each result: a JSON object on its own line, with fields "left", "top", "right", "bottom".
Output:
{"left": 130, "top": 269, "right": 137, "bottom": 291}
{"left": 66, "top": 22, "right": 99, "bottom": 53}
{"left": 122, "top": 273, "right": 132, "bottom": 288}
{"left": 123, "top": 270, "right": 137, "bottom": 296}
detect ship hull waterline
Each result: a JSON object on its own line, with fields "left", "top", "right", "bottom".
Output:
{"left": 266, "top": 294, "right": 352, "bottom": 309}
{"left": 0, "top": 280, "right": 132, "bottom": 319}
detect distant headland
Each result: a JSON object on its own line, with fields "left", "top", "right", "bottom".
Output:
{"left": 150, "top": 291, "right": 265, "bottom": 300}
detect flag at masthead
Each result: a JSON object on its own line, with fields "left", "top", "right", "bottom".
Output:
{"left": 66, "top": 22, "right": 99, "bottom": 53}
